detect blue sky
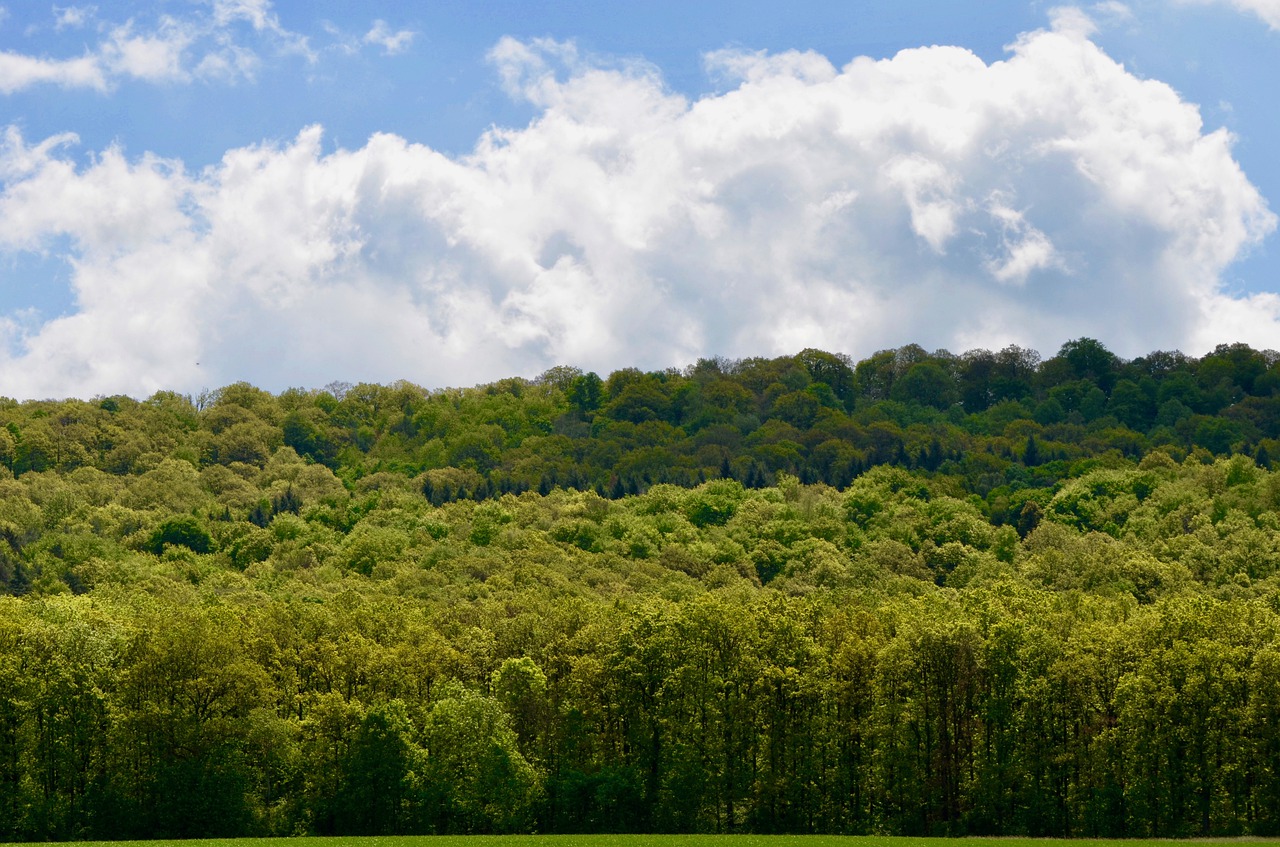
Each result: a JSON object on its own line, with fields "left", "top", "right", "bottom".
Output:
{"left": 0, "top": 0, "right": 1277, "bottom": 398}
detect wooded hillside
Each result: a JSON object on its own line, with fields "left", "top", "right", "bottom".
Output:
{"left": 3, "top": 339, "right": 1280, "bottom": 839}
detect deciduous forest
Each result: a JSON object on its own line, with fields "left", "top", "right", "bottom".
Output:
{"left": 4, "top": 339, "right": 1280, "bottom": 839}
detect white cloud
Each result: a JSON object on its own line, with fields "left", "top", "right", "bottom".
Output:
{"left": 1092, "top": 1, "right": 1136, "bottom": 21}
{"left": 1178, "top": 0, "right": 1280, "bottom": 29}
{"left": 212, "top": 0, "right": 275, "bottom": 31}
{"left": 985, "top": 196, "right": 1063, "bottom": 285}
{"left": 53, "top": 5, "right": 95, "bottom": 31}
{"left": 210, "top": 0, "right": 315, "bottom": 62}
{"left": 1049, "top": 5, "right": 1102, "bottom": 37}
{"left": 884, "top": 155, "right": 963, "bottom": 253}
{"left": 101, "top": 18, "right": 194, "bottom": 83}
{"left": 363, "top": 20, "right": 414, "bottom": 56}
{"left": 0, "top": 20, "right": 1275, "bottom": 399}
{"left": 0, "top": 0, "right": 406, "bottom": 93}
{"left": 193, "top": 42, "right": 259, "bottom": 83}
{"left": 703, "top": 46, "right": 839, "bottom": 86}
{"left": 0, "top": 50, "right": 105, "bottom": 92}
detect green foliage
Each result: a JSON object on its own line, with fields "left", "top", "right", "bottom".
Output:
{"left": 421, "top": 686, "right": 542, "bottom": 833}
{"left": 3, "top": 341, "right": 1280, "bottom": 838}
{"left": 145, "top": 514, "right": 213, "bottom": 555}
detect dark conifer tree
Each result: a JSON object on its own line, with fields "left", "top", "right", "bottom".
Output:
{"left": 1024, "top": 434, "right": 1040, "bottom": 467}
{"left": 272, "top": 485, "right": 302, "bottom": 516}
{"left": 248, "top": 500, "right": 271, "bottom": 528}
{"left": 7, "top": 559, "right": 30, "bottom": 596}
{"left": 927, "top": 439, "right": 944, "bottom": 471}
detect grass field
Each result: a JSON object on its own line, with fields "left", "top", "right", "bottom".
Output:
{"left": 7, "top": 836, "right": 1280, "bottom": 847}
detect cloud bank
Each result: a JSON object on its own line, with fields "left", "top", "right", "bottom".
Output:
{"left": 0, "top": 14, "right": 1275, "bottom": 399}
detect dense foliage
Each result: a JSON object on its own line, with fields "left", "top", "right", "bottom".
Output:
{"left": 3, "top": 339, "right": 1280, "bottom": 839}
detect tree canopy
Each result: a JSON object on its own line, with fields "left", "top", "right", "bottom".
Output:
{"left": 3, "top": 339, "right": 1280, "bottom": 838}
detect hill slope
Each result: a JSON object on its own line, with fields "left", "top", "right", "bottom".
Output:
{"left": 2, "top": 340, "right": 1280, "bottom": 838}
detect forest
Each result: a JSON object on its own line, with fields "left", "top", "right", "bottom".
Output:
{"left": 3, "top": 338, "right": 1280, "bottom": 840}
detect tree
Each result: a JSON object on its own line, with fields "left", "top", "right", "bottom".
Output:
{"left": 420, "top": 687, "right": 542, "bottom": 833}
{"left": 891, "top": 362, "right": 958, "bottom": 410}
{"left": 796, "top": 349, "right": 856, "bottom": 409}
{"left": 333, "top": 701, "right": 419, "bottom": 834}
{"left": 1043, "top": 338, "right": 1120, "bottom": 393}
{"left": 282, "top": 408, "right": 340, "bottom": 467}
{"left": 567, "top": 372, "right": 604, "bottom": 414}
{"left": 492, "top": 658, "right": 550, "bottom": 764}
{"left": 855, "top": 350, "right": 898, "bottom": 401}
{"left": 145, "top": 516, "right": 212, "bottom": 555}
{"left": 1108, "top": 379, "right": 1155, "bottom": 431}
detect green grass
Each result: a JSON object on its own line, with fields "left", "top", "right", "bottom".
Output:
{"left": 7, "top": 836, "right": 1280, "bottom": 847}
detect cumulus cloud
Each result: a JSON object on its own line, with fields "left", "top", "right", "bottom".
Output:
{"left": 100, "top": 18, "right": 195, "bottom": 83}
{"left": 0, "top": 17, "right": 1276, "bottom": 399}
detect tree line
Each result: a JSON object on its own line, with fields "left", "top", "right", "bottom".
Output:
{"left": 5, "top": 339, "right": 1279, "bottom": 511}
{"left": 1, "top": 339, "right": 1280, "bottom": 838}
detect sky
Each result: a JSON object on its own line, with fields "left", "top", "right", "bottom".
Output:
{"left": 0, "top": 0, "right": 1278, "bottom": 399}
